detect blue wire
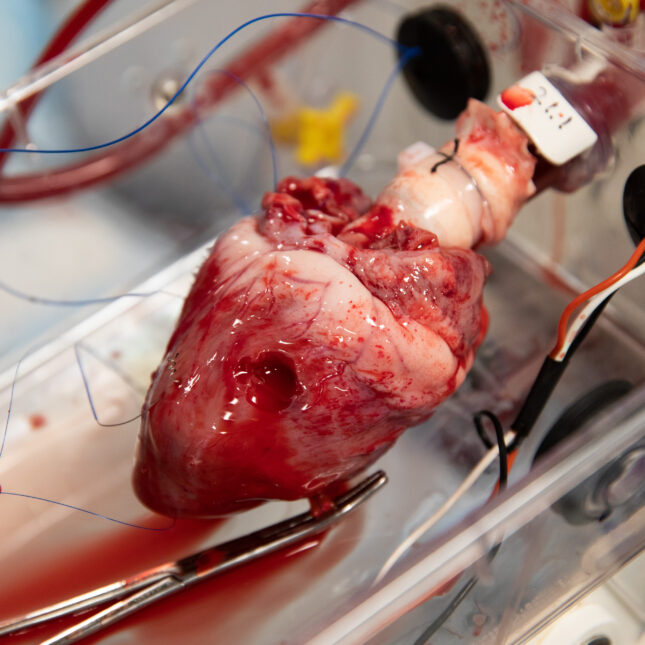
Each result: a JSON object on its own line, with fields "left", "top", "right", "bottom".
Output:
{"left": 0, "top": 344, "right": 172, "bottom": 530}
{"left": 0, "top": 349, "right": 26, "bottom": 461}
{"left": 218, "top": 69, "right": 278, "bottom": 190}
{"left": 188, "top": 114, "right": 267, "bottom": 213}
{"left": 340, "top": 46, "right": 420, "bottom": 177}
{"left": 74, "top": 343, "right": 142, "bottom": 428}
{"left": 188, "top": 123, "right": 252, "bottom": 214}
{"left": 0, "top": 343, "right": 141, "bottom": 464}
{"left": 76, "top": 339, "right": 147, "bottom": 397}
{"left": 187, "top": 68, "right": 278, "bottom": 211}
{"left": 0, "top": 279, "right": 159, "bottom": 307}
{"left": 0, "top": 12, "right": 412, "bottom": 157}
{"left": 0, "top": 491, "right": 176, "bottom": 530}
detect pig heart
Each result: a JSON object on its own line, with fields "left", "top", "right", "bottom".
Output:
{"left": 133, "top": 176, "right": 488, "bottom": 518}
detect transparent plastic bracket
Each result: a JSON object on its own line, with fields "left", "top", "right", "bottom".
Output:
{"left": 306, "top": 385, "right": 645, "bottom": 645}
{"left": 0, "top": 0, "right": 196, "bottom": 114}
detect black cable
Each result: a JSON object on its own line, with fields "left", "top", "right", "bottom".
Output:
{"left": 492, "top": 416, "right": 508, "bottom": 491}
{"left": 512, "top": 241, "right": 645, "bottom": 449}
{"left": 510, "top": 295, "right": 614, "bottom": 448}
{"left": 414, "top": 236, "right": 645, "bottom": 643}
{"left": 412, "top": 575, "right": 478, "bottom": 645}
{"left": 473, "top": 410, "right": 508, "bottom": 489}
{"left": 473, "top": 411, "right": 494, "bottom": 449}
{"left": 413, "top": 412, "right": 509, "bottom": 645}
{"left": 510, "top": 292, "right": 617, "bottom": 449}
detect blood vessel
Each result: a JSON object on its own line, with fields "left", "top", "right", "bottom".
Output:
{"left": 0, "top": 0, "right": 113, "bottom": 172}
{"left": 0, "top": 0, "right": 360, "bottom": 203}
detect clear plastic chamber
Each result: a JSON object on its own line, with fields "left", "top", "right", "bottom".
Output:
{"left": 0, "top": 1, "right": 643, "bottom": 644}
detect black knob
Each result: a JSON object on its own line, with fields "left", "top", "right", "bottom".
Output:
{"left": 533, "top": 380, "right": 634, "bottom": 525}
{"left": 396, "top": 6, "right": 490, "bottom": 120}
{"left": 623, "top": 164, "right": 645, "bottom": 245}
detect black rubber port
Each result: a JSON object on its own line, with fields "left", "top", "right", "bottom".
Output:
{"left": 623, "top": 164, "right": 645, "bottom": 245}
{"left": 533, "top": 380, "right": 636, "bottom": 525}
{"left": 533, "top": 380, "right": 633, "bottom": 463}
{"left": 396, "top": 6, "right": 490, "bottom": 120}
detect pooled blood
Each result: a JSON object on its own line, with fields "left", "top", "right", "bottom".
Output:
{"left": 87, "top": 530, "right": 340, "bottom": 645}
{"left": 2, "top": 510, "right": 363, "bottom": 645}
{"left": 1, "top": 517, "right": 222, "bottom": 643}
{"left": 1, "top": 517, "right": 219, "bottom": 610}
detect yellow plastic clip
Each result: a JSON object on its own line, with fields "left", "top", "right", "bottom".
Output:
{"left": 294, "top": 92, "right": 359, "bottom": 166}
{"left": 588, "top": 0, "right": 639, "bottom": 25}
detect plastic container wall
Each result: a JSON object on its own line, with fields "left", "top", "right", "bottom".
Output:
{"left": 0, "top": 1, "right": 643, "bottom": 644}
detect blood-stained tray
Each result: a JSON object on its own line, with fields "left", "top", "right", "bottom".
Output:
{"left": 0, "top": 231, "right": 643, "bottom": 644}
{"left": 0, "top": 1, "right": 644, "bottom": 643}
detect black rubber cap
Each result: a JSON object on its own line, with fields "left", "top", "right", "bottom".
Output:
{"left": 534, "top": 380, "right": 633, "bottom": 463}
{"left": 623, "top": 164, "right": 645, "bottom": 245}
{"left": 534, "top": 380, "right": 633, "bottom": 525}
{"left": 396, "top": 6, "right": 490, "bottom": 120}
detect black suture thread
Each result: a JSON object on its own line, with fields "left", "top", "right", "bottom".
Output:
{"left": 430, "top": 138, "right": 460, "bottom": 173}
{"left": 412, "top": 575, "right": 478, "bottom": 645}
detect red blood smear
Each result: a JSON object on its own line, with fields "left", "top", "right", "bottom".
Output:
{"left": 309, "top": 493, "right": 337, "bottom": 518}
{"left": 0, "top": 517, "right": 221, "bottom": 621}
{"left": 2, "top": 509, "right": 364, "bottom": 644}
{"left": 308, "top": 479, "right": 350, "bottom": 518}
{"left": 28, "top": 413, "right": 47, "bottom": 430}
{"left": 500, "top": 85, "right": 535, "bottom": 110}
{"left": 345, "top": 205, "right": 394, "bottom": 242}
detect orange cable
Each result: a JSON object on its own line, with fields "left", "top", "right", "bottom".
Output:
{"left": 550, "top": 237, "right": 645, "bottom": 358}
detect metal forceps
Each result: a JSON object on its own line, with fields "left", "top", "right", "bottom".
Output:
{"left": 0, "top": 470, "right": 387, "bottom": 644}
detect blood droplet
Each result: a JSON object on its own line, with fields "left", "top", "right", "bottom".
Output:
{"left": 29, "top": 413, "right": 47, "bottom": 430}
{"left": 309, "top": 492, "right": 337, "bottom": 518}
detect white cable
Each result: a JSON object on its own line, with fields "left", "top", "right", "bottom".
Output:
{"left": 558, "top": 263, "right": 645, "bottom": 360}
{"left": 372, "top": 263, "right": 643, "bottom": 591}
{"left": 373, "top": 430, "right": 515, "bottom": 585}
